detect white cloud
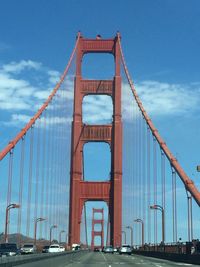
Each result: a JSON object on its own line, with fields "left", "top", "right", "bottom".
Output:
{"left": 10, "top": 114, "right": 31, "bottom": 125}
{"left": 1, "top": 59, "right": 200, "bottom": 130}
{"left": 82, "top": 95, "right": 113, "bottom": 124}
{"left": 122, "top": 81, "right": 200, "bottom": 120}
{"left": 0, "top": 60, "right": 61, "bottom": 113}
{"left": 4, "top": 114, "right": 72, "bottom": 127}
{"left": 2, "top": 60, "right": 42, "bottom": 73}
{"left": 33, "top": 89, "right": 51, "bottom": 100}
{"left": 47, "top": 70, "right": 60, "bottom": 85}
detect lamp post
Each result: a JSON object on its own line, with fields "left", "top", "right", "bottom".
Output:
{"left": 59, "top": 230, "right": 66, "bottom": 243}
{"left": 126, "top": 226, "right": 133, "bottom": 246}
{"left": 150, "top": 204, "right": 165, "bottom": 243}
{"left": 122, "top": 230, "right": 127, "bottom": 244}
{"left": 134, "top": 219, "right": 144, "bottom": 246}
{"left": 34, "top": 218, "right": 46, "bottom": 246}
{"left": 50, "top": 225, "right": 57, "bottom": 244}
{"left": 5, "top": 203, "right": 20, "bottom": 243}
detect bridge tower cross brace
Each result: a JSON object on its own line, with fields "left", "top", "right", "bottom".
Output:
{"left": 68, "top": 34, "right": 122, "bottom": 247}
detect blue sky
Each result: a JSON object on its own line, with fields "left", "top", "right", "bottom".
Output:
{"left": 1, "top": 0, "right": 200, "bottom": 245}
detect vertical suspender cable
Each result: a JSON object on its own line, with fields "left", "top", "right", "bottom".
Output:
{"left": 17, "top": 136, "right": 25, "bottom": 245}
{"left": 161, "top": 149, "right": 166, "bottom": 241}
{"left": 45, "top": 109, "right": 51, "bottom": 239}
{"left": 153, "top": 136, "right": 157, "bottom": 244}
{"left": 171, "top": 166, "right": 177, "bottom": 242}
{"left": 34, "top": 118, "right": 41, "bottom": 224}
{"left": 190, "top": 197, "right": 193, "bottom": 240}
{"left": 26, "top": 126, "right": 34, "bottom": 237}
{"left": 6, "top": 149, "right": 14, "bottom": 238}
{"left": 142, "top": 118, "right": 146, "bottom": 243}
{"left": 161, "top": 149, "right": 166, "bottom": 212}
{"left": 147, "top": 126, "right": 151, "bottom": 243}
{"left": 40, "top": 111, "right": 46, "bottom": 238}
{"left": 7, "top": 149, "right": 14, "bottom": 206}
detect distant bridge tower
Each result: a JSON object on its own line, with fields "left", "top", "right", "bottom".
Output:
{"left": 68, "top": 34, "right": 122, "bottom": 247}
{"left": 91, "top": 208, "right": 104, "bottom": 249}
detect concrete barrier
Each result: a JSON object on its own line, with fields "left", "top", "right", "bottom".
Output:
{"left": 133, "top": 250, "right": 200, "bottom": 265}
{"left": 0, "top": 250, "right": 86, "bottom": 267}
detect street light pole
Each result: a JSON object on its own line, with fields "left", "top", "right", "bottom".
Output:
{"left": 50, "top": 225, "right": 57, "bottom": 244}
{"left": 59, "top": 230, "right": 66, "bottom": 243}
{"left": 134, "top": 219, "right": 144, "bottom": 246}
{"left": 4, "top": 204, "right": 20, "bottom": 243}
{"left": 122, "top": 230, "right": 127, "bottom": 244}
{"left": 150, "top": 204, "right": 165, "bottom": 243}
{"left": 34, "top": 218, "right": 46, "bottom": 246}
{"left": 126, "top": 226, "right": 133, "bottom": 246}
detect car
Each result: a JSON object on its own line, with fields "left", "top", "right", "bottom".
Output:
{"left": 59, "top": 245, "right": 65, "bottom": 252}
{"left": 0, "top": 243, "right": 19, "bottom": 257}
{"left": 94, "top": 247, "right": 100, "bottom": 252}
{"left": 72, "top": 244, "right": 81, "bottom": 251}
{"left": 119, "top": 245, "right": 132, "bottom": 255}
{"left": 103, "top": 246, "right": 114, "bottom": 253}
{"left": 113, "top": 247, "right": 119, "bottom": 253}
{"left": 20, "top": 244, "right": 36, "bottom": 254}
{"left": 49, "top": 244, "right": 60, "bottom": 253}
{"left": 42, "top": 245, "right": 50, "bottom": 253}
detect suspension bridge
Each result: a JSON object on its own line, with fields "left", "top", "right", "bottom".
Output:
{"left": 0, "top": 32, "right": 200, "bottom": 266}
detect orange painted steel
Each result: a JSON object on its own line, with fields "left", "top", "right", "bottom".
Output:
{"left": 0, "top": 32, "right": 81, "bottom": 161}
{"left": 91, "top": 208, "right": 104, "bottom": 249}
{"left": 118, "top": 33, "right": 200, "bottom": 206}
{"left": 68, "top": 34, "right": 122, "bottom": 247}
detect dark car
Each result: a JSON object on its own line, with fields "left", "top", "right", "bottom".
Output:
{"left": 103, "top": 246, "right": 114, "bottom": 253}
{"left": 0, "top": 243, "right": 19, "bottom": 257}
{"left": 94, "top": 247, "right": 100, "bottom": 252}
{"left": 42, "top": 245, "right": 50, "bottom": 253}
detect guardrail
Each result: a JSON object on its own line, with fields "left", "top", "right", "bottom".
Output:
{"left": 134, "top": 240, "right": 200, "bottom": 254}
{"left": 0, "top": 249, "right": 86, "bottom": 266}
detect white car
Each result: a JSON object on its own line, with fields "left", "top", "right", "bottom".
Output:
{"left": 59, "top": 246, "right": 65, "bottom": 252}
{"left": 20, "top": 244, "right": 36, "bottom": 254}
{"left": 119, "top": 245, "right": 132, "bottom": 255}
{"left": 49, "top": 244, "right": 60, "bottom": 253}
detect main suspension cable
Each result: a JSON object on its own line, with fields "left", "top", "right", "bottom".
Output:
{"left": 117, "top": 33, "right": 200, "bottom": 206}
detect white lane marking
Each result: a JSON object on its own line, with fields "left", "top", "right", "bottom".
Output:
{"left": 101, "top": 252, "right": 107, "bottom": 262}
{"left": 101, "top": 252, "right": 112, "bottom": 267}
{"left": 175, "top": 264, "right": 192, "bottom": 266}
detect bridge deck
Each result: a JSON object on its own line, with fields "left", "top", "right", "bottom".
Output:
{"left": 9, "top": 251, "right": 199, "bottom": 267}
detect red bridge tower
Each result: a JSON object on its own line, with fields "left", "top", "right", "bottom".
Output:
{"left": 91, "top": 208, "right": 104, "bottom": 249}
{"left": 68, "top": 33, "right": 122, "bottom": 247}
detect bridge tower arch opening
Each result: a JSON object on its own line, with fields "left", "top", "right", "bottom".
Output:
{"left": 68, "top": 34, "right": 122, "bottom": 247}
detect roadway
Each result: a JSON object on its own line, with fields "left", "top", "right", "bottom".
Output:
{"left": 15, "top": 251, "right": 198, "bottom": 267}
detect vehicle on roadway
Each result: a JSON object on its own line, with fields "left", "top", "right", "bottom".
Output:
{"left": 113, "top": 247, "right": 119, "bottom": 253}
{"left": 49, "top": 244, "right": 61, "bottom": 253}
{"left": 42, "top": 245, "right": 50, "bottom": 253}
{"left": 0, "top": 243, "right": 19, "bottom": 257}
{"left": 103, "top": 246, "right": 114, "bottom": 253}
{"left": 59, "top": 245, "right": 65, "bottom": 252}
{"left": 72, "top": 243, "right": 81, "bottom": 251}
{"left": 20, "top": 244, "right": 36, "bottom": 254}
{"left": 119, "top": 244, "right": 132, "bottom": 255}
{"left": 94, "top": 247, "right": 100, "bottom": 252}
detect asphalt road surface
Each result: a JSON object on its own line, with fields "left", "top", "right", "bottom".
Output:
{"left": 16, "top": 251, "right": 198, "bottom": 267}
